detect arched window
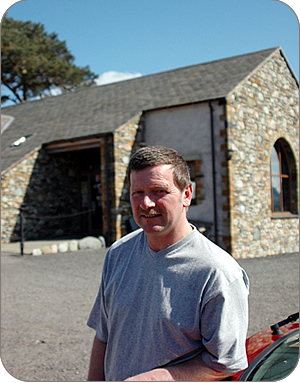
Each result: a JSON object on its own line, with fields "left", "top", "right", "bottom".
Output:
{"left": 270, "top": 139, "right": 298, "bottom": 214}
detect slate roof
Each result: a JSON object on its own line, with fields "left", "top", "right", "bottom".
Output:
{"left": 0, "top": 46, "right": 289, "bottom": 172}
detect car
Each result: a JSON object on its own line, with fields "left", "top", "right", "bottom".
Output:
{"left": 230, "top": 313, "right": 299, "bottom": 381}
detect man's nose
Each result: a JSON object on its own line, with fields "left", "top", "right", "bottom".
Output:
{"left": 140, "top": 194, "right": 156, "bottom": 210}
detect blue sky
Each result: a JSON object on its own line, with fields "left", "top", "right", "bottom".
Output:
{"left": 1, "top": 0, "right": 299, "bottom": 106}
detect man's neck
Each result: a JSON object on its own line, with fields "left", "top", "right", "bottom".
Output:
{"left": 146, "top": 220, "right": 193, "bottom": 252}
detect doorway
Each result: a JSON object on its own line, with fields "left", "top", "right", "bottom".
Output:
{"left": 78, "top": 149, "right": 103, "bottom": 236}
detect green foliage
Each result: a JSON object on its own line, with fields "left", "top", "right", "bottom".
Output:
{"left": 1, "top": 17, "right": 98, "bottom": 104}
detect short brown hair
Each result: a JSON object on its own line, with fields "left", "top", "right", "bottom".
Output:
{"left": 128, "top": 146, "right": 191, "bottom": 191}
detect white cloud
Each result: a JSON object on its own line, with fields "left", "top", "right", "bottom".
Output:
{"left": 49, "top": 87, "right": 63, "bottom": 96}
{"left": 95, "top": 71, "right": 142, "bottom": 86}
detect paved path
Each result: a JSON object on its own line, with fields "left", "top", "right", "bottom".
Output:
{"left": 1, "top": 248, "right": 298, "bottom": 381}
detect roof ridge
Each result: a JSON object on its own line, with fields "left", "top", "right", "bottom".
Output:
{"left": 1, "top": 47, "right": 280, "bottom": 111}
{"left": 139, "top": 47, "right": 280, "bottom": 76}
{"left": 2, "top": 46, "right": 295, "bottom": 173}
{"left": 226, "top": 47, "right": 282, "bottom": 99}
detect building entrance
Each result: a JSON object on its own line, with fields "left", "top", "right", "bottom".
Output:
{"left": 78, "top": 149, "right": 103, "bottom": 236}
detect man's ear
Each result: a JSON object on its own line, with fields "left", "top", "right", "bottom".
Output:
{"left": 183, "top": 184, "right": 193, "bottom": 208}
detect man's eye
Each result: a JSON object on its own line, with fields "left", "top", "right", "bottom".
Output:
{"left": 132, "top": 191, "right": 143, "bottom": 196}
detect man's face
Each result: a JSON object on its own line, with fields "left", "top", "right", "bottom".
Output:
{"left": 130, "top": 164, "right": 192, "bottom": 250}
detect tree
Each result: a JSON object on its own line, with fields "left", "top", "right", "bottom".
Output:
{"left": 1, "top": 17, "right": 98, "bottom": 104}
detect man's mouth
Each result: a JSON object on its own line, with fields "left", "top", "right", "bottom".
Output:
{"left": 141, "top": 213, "right": 161, "bottom": 218}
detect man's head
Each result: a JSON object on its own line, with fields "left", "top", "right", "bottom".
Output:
{"left": 128, "top": 146, "right": 193, "bottom": 251}
{"left": 127, "top": 146, "right": 191, "bottom": 191}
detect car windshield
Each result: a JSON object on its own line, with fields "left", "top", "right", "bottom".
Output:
{"left": 248, "top": 332, "right": 299, "bottom": 381}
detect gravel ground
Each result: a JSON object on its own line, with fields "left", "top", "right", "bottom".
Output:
{"left": 1, "top": 249, "right": 299, "bottom": 381}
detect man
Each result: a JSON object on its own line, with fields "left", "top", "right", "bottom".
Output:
{"left": 87, "top": 146, "right": 249, "bottom": 381}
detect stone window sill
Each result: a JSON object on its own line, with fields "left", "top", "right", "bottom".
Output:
{"left": 271, "top": 213, "right": 299, "bottom": 219}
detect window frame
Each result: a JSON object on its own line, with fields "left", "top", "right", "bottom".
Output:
{"left": 270, "top": 140, "right": 295, "bottom": 215}
{"left": 187, "top": 160, "right": 203, "bottom": 206}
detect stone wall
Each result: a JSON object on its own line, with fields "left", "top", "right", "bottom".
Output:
{"left": 1, "top": 149, "right": 39, "bottom": 242}
{"left": 226, "top": 50, "right": 299, "bottom": 258}
{"left": 1, "top": 136, "right": 118, "bottom": 246}
{"left": 219, "top": 103, "right": 232, "bottom": 253}
{"left": 113, "top": 113, "right": 143, "bottom": 240}
{"left": 1, "top": 149, "right": 81, "bottom": 243}
{"left": 99, "top": 135, "right": 115, "bottom": 245}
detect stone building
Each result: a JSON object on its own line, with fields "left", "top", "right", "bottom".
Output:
{"left": 1, "top": 47, "right": 298, "bottom": 257}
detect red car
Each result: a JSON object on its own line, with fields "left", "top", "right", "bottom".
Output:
{"left": 231, "top": 313, "right": 299, "bottom": 381}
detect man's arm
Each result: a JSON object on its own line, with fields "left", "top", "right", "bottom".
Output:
{"left": 87, "top": 335, "right": 107, "bottom": 381}
{"left": 125, "top": 353, "right": 232, "bottom": 381}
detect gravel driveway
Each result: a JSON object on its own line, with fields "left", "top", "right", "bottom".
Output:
{"left": 1, "top": 249, "right": 298, "bottom": 381}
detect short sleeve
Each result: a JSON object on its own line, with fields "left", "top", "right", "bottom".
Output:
{"left": 87, "top": 272, "right": 109, "bottom": 343}
{"left": 200, "top": 273, "right": 249, "bottom": 373}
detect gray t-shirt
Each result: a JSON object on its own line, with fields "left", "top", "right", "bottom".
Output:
{"left": 87, "top": 227, "right": 249, "bottom": 381}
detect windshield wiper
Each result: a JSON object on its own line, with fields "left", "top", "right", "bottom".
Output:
{"left": 271, "top": 312, "right": 299, "bottom": 335}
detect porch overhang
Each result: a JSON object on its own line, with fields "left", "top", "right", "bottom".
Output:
{"left": 43, "top": 134, "right": 111, "bottom": 153}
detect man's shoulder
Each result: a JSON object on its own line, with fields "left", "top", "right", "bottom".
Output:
{"left": 110, "top": 228, "right": 144, "bottom": 251}
{"left": 103, "top": 229, "right": 145, "bottom": 273}
{"left": 188, "top": 230, "right": 245, "bottom": 280}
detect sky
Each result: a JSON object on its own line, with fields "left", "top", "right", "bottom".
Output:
{"left": 0, "top": 0, "right": 299, "bottom": 106}
{"left": 0, "top": 2, "right": 299, "bottom": 383}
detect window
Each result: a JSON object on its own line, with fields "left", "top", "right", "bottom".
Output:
{"left": 246, "top": 331, "right": 299, "bottom": 381}
{"left": 270, "top": 139, "right": 297, "bottom": 214}
{"left": 187, "top": 160, "right": 203, "bottom": 205}
{"left": 188, "top": 162, "right": 196, "bottom": 203}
